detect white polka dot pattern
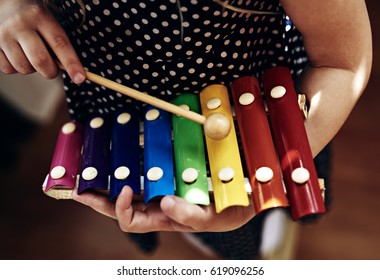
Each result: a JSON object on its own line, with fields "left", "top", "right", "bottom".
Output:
{"left": 54, "top": 0, "right": 307, "bottom": 121}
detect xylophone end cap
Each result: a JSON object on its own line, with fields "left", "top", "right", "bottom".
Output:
{"left": 204, "top": 113, "right": 231, "bottom": 140}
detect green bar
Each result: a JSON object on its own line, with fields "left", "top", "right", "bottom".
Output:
{"left": 172, "top": 94, "right": 210, "bottom": 205}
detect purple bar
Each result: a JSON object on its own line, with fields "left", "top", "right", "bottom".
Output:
{"left": 78, "top": 115, "right": 111, "bottom": 194}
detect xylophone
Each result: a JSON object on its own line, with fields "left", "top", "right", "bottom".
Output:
{"left": 42, "top": 66, "right": 326, "bottom": 220}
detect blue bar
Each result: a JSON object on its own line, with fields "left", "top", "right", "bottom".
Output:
{"left": 110, "top": 108, "right": 141, "bottom": 201}
{"left": 143, "top": 106, "right": 175, "bottom": 203}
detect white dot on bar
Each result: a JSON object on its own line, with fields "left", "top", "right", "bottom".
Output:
{"left": 90, "top": 117, "right": 104, "bottom": 129}
{"left": 147, "top": 167, "right": 164, "bottom": 182}
{"left": 218, "top": 167, "right": 235, "bottom": 182}
{"left": 207, "top": 97, "right": 222, "bottom": 110}
{"left": 82, "top": 167, "right": 98, "bottom": 181}
{"left": 145, "top": 109, "right": 160, "bottom": 121}
{"left": 50, "top": 166, "right": 66, "bottom": 180}
{"left": 270, "top": 86, "right": 286, "bottom": 99}
{"left": 255, "top": 167, "right": 274, "bottom": 183}
{"left": 114, "top": 166, "right": 130, "bottom": 180}
{"left": 291, "top": 167, "right": 310, "bottom": 184}
{"left": 62, "top": 122, "right": 76, "bottom": 134}
{"left": 179, "top": 104, "right": 190, "bottom": 111}
{"left": 239, "top": 92, "right": 255, "bottom": 106}
{"left": 182, "top": 167, "right": 199, "bottom": 184}
{"left": 117, "top": 113, "right": 131, "bottom": 124}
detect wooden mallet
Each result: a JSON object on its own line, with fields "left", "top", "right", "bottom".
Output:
{"left": 60, "top": 65, "right": 231, "bottom": 140}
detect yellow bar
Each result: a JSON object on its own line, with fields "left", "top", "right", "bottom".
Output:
{"left": 199, "top": 85, "right": 249, "bottom": 213}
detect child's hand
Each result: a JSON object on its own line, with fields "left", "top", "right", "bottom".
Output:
{"left": 0, "top": 0, "right": 85, "bottom": 83}
{"left": 72, "top": 186, "right": 256, "bottom": 233}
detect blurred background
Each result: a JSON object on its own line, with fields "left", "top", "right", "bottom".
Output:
{"left": 0, "top": 0, "right": 379, "bottom": 260}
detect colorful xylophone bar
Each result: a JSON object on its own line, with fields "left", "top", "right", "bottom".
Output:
{"left": 262, "top": 67, "right": 326, "bottom": 220}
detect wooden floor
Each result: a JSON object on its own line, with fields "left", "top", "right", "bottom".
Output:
{"left": 1, "top": 1, "right": 379, "bottom": 260}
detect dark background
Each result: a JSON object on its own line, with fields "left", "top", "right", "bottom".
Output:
{"left": 0, "top": 0, "right": 379, "bottom": 259}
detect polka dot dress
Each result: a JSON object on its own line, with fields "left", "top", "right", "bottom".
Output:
{"left": 52, "top": 0, "right": 312, "bottom": 259}
{"left": 53, "top": 0, "right": 307, "bottom": 121}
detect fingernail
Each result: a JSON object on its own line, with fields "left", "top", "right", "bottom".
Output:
{"left": 73, "top": 72, "right": 85, "bottom": 84}
{"left": 121, "top": 185, "right": 129, "bottom": 193}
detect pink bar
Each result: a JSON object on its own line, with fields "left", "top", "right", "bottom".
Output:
{"left": 231, "top": 76, "right": 288, "bottom": 214}
{"left": 262, "top": 67, "right": 326, "bottom": 220}
{"left": 45, "top": 121, "right": 83, "bottom": 191}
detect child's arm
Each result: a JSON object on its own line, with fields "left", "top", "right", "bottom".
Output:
{"left": 0, "top": 0, "right": 85, "bottom": 83}
{"left": 280, "top": 0, "right": 372, "bottom": 156}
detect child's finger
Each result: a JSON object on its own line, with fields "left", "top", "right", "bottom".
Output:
{"left": 18, "top": 31, "right": 59, "bottom": 79}
{"left": 0, "top": 49, "right": 16, "bottom": 74}
{"left": 160, "top": 195, "right": 256, "bottom": 232}
{"left": 160, "top": 196, "right": 211, "bottom": 231}
{"left": 71, "top": 188, "right": 117, "bottom": 220}
{"left": 1, "top": 41, "right": 34, "bottom": 74}
{"left": 38, "top": 13, "right": 85, "bottom": 84}
{"left": 114, "top": 186, "right": 192, "bottom": 233}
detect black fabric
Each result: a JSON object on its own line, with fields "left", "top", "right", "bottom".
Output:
{"left": 127, "top": 232, "right": 159, "bottom": 254}
{"left": 52, "top": 0, "right": 307, "bottom": 121}
{"left": 193, "top": 210, "right": 268, "bottom": 259}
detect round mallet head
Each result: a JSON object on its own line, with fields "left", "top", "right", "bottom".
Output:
{"left": 203, "top": 112, "right": 231, "bottom": 140}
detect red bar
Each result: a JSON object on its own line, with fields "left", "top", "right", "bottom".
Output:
{"left": 262, "top": 67, "right": 325, "bottom": 220}
{"left": 231, "top": 76, "right": 288, "bottom": 215}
